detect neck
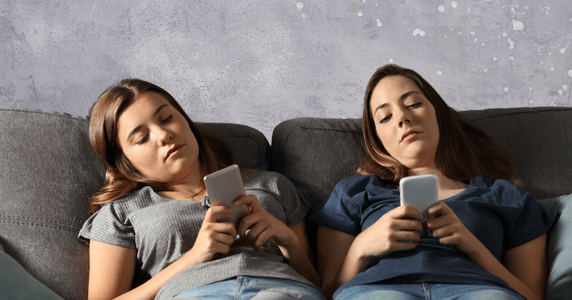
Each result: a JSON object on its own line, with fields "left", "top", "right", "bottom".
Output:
{"left": 158, "top": 165, "right": 207, "bottom": 201}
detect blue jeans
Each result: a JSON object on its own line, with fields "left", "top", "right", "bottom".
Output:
{"left": 174, "top": 276, "right": 326, "bottom": 300}
{"left": 335, "top": 283, "right": 525, "bottom": 300}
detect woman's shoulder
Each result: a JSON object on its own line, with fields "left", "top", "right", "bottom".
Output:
{"left": 242, "top": 171, "right": 311, "bottom": 220}
{"left": 242, "top": 169, "right": 282, "bottom": 180}
{"left": 469, "top": 176, "right": 531, "bottom": 200}
{"left": 79, "top": 186, "right": 159, "bottom": 246}
{"left": 242, "top": 170, "right": 294, "bottom": 193}
{"left": 470, "top": 176, "right": 522, "bottom": 190}
{"left": 97, "top": 186, "right": 164, "bottom": 217}
{"left": 335, "top": 174, "right": 397, "bottom": 193}
{"left": 314, "top": 174, "right": 397, "bottom": 209}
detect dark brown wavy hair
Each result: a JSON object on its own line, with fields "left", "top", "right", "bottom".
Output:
{"left": 88, "top": 79, "right": 235, "bottom": 212}
{"left": 357, "top": 64, "right": 521, "bottom": 186}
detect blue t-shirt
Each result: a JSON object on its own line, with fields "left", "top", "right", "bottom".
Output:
{"left": 308, "top": 175, "right": 559, "bottom": 298}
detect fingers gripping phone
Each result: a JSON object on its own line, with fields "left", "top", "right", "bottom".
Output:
{"left": 203, "top": 164, "right": 250, "bottom": 227}
{"left": 400, "top": 174, "right": 439, "bottom": 222}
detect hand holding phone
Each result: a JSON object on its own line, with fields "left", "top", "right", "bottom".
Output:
{"left": 203, "top": 164, "right": 250, "bottom": 227}
{"left": 400, "top": 174, "right": 439, "bottom": 222}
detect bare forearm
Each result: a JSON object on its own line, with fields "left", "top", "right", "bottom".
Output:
{"left": 106, "top": 254, "right": 202, "bottom": 300}
{"left": 279, "top": 242, "right": 321, "bottom": 288}
{"left": 321, "top": 240, "right": 370, "bottom": 299}
{"left": 337, "top": 241, "right": 370, "bottom": 285}
{"left": 466, "top": 244, "right": 542, "bottom": 300}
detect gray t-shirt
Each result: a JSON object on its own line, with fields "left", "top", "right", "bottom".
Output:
{"left": 78, "top": 171, "right": 313, "bottom": 299}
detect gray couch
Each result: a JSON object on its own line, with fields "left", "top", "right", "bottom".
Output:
{"left": 1, "top": 106, "right": 571, "bottom": 299}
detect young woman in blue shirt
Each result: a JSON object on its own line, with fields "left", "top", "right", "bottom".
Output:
{"left": 310, "top": 64, "right": 558, "bottom": 300}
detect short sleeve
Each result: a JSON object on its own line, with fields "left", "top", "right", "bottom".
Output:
{"left": 78, "top": 202, "right": 136, "bottom": 249}
{"left": 497, "top": 180, "right": 560, "bottom": 250}
{"left": 243, "top": 171, "right": 311, "bottom": 226}
{"left": 308, "top": 175, "right": 372, "bottom": 236}
{"left": 270, "top": 173, "right": 311, "bottom": 226}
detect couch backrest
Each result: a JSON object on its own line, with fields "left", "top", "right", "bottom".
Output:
{"left": 271, "top": 107, "right": 572, "bottom": 208}
{"left": 0, "top": 109, "right": 102, "bottom": 299}
{"left": 2, "top": 105, "right": 570, "bottom": 298}
{"left": 271, "top": 107, "right": 572, "bottom": 262}
{"left": 0, "top": 107, "right": 270, "bottom": 300}
{"left": 461, "top": 107, "right": 572, "bottom": 200}
{"left": 271, "top": 117, "right": 366, "bottom": 207}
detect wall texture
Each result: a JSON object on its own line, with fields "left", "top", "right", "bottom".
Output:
{"left": 1, "top": 0, "right": 571, "bottom": 139}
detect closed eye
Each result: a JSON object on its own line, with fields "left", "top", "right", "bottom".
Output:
{"left": 161, "top": 115, "right": 173, "bottom": 123}
{"left": 379, "top": 103, "right": 420, "bottom": 123}
{"left": 136, "top": 134, "right": 149, "bottom": 145}
{"left": 379, "top": 115, "right": 391, "bottom": 123}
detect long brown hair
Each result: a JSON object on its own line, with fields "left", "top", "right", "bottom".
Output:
{"left": 358, "top": 64, "right": 521, "bottom": 186}
{"left": 88, "top": 79, "right": 235, "bottom": 212}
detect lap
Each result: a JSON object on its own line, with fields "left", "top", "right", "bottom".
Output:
{"left": 335, "top": 283, "right": 525, "bottom": 300}
{"left": 174, "top": 276, "right": 325, "bottom": 300}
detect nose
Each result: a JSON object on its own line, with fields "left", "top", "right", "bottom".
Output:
{"left": 151, "top": 126, "right": 173, "bottom": 146}
{"left": 396, "top": 109, "right": 411, "bottom": 127}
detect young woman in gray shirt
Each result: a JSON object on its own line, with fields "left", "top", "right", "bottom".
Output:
{"left": 79, "top": 79, "right": 324, "bottom": 300}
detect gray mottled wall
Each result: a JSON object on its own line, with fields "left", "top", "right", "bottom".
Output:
{"left": 1, "top": 0, "right": 571, "bottom": 139}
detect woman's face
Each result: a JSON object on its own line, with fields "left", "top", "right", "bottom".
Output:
{"left": 116, "top": 91, "right": 200, "bottom": 183}
{"left": 369, "top": 75, "right": 440, "bottom": 170}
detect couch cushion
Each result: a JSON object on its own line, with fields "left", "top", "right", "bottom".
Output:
{"left": 271, "top": 117, "right": 365, "bottom": 206}
{"left": 0, "top": 242, "right": 64, "bottom": 299}
{"left": 203, "top": 123, "right": 270, "bottom": 171}
{"left": 271, "top": 107, "right": 572, "bottom": 206}
{"left": 0, "top": 108, "right": 102, "bottom": 299}
{"left": 538, "top": 194, "right": 572, "bottom": 300}
{"left": 462, "top": 107, "right": 572, "bottom": 200}
{"left": 0, "top": 107, "right": 270, "bottom": 299}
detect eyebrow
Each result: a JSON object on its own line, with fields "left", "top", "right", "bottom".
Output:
{"left": 373, "top": 91, "right": 420, "bottom": 114}
{"left": 126, "top": 104, "right": 169, "bottom": 142}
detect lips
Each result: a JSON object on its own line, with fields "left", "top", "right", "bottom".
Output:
{"left": 400, "top": 130, "right": 419, "bottom": 142}
{"left": 166, "top": 144, "right": 183, "bottom": 160}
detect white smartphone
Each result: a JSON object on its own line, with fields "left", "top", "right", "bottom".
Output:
{"left": 399, "top": 174, "right": 439, "bottom": 221}
{"left": 203, "top": 164, "right": 250, "bottom": 226}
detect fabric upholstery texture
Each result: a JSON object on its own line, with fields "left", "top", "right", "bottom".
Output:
{"left": 538, "top": 194, "right": 572, "bottom": 300}
{"left": 271, "top": 107, "right": 572, "bottom": 300}
{"left": 272, "top": 107, "right": 572, "bottom": 206}
{"left": 0, "top": 243, "right": 64, "bottom": 299}
{"left": 462, "top": 107, "right": 572, "bottom": 200}
{"left": 0, "top": 108, "right": 102, "bottom": 299}
{"left": 271, "top": 117, "right": 365, "bottom": 206}
{"left": 0, "top": 106, "right": 571, "bottom": 299}
{"left": 0, "top": 107, "right": 269, "bottom": 300}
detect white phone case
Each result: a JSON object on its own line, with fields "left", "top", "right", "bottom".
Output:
{"left": 399, "top": 174, "right": 439, "bottom": 221}
{"left": 203, "top": 164, "right": 250, "bottom": 226}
